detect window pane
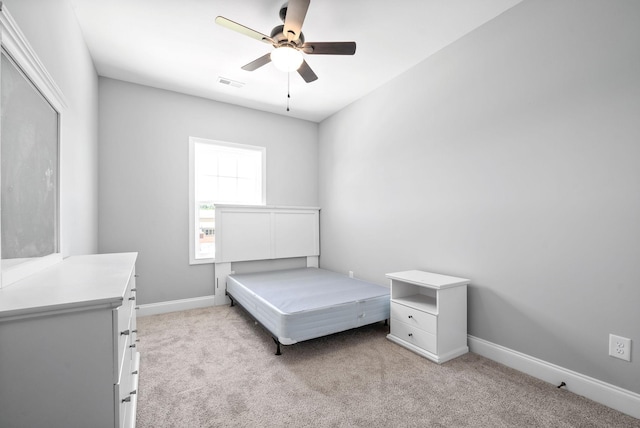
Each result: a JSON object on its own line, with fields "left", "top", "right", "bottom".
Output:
{"left": 218, "top": 153, "right": 237, "bottom": 177}
{"left": 195, "top": 145, "right": 218, "bottom": 175}
{"left": 196, "top": 175, "right": 218, "bottom": 202}
{"left": 237, "top": 155, "right": 258, "bottom": 179}
{"left": 237, "top": 177, "right": 259, "bottom": 202}
{"left": 217, "top": 176, "right": 238, "bottom": 204}
{"left": 196, "top": 202, "right": 215, "bottom": 258}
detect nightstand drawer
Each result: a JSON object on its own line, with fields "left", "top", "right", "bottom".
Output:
{"left": 390, "top": 320, "right": 437, "bottom": 354}
{"left": 391, "top": 302, "right": 437, "bottom": 334}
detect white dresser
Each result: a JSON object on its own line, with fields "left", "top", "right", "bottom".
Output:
{"left": 386, "top": 270, "right": 469, "bottom": 364}
{"left": 0, "top": 252, "right": 140, "bottom": 428}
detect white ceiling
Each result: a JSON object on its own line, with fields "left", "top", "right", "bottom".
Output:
{"left": 69, "top": 0, "right": 523, "bottom": 123}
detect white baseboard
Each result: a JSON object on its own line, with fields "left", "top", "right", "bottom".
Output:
{"left": 468, "top": 335, "right": 640, "bottom": 420}
{"left": 136, "top": 295, "right": 216, "bottom": 317}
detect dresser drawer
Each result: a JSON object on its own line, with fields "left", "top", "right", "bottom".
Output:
{"left": 113, "top": 273, "right": 136, "bottom": 383}
{"left": 116, "top": 350, "right": 140, "bottom": 428}
{"left": 390, "top": 320, "right": 437, "bottom": 354}
{"left": 115, "top": 371, "right": 135, "bottom": 428}
{"left": 116, "top": 302, "right": 132, "bottom": 335}
{"left": 391, "top": 302, "right": 437, "bottom": 334}
{"left": 114, "top": 307, "right": 132, "bottom": 379}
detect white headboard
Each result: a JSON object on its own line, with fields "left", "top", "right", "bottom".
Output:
{"left": 213, "top": 205, "right": 320, "bottom": 305}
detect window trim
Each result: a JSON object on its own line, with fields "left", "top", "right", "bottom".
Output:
{"left": 188, "top": 137, "right": 266, "bottom": 265}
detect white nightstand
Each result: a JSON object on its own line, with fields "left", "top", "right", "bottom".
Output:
{"left": 386, "top": 270, "right": 469, "bottom": 364}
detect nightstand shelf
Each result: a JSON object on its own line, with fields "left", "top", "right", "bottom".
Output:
{"left": 386, "top": 270, "right": 469, "bottom": 364}
{"left": 393, "top": 294, "right": 437, "bottom": 314}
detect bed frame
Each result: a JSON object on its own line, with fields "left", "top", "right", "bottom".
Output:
{"left": 213, "top": 204, "right": 389, "bottom": 354}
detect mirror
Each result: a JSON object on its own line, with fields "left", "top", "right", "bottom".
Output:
{"left": 1, "top": 52, "right": 59, "bottom": 260}
{"left": 1, "top": 4, "right": 66, "bottom": 287}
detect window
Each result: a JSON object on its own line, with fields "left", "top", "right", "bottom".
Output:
{"left": 189, "top": 137, "right": 265, "bottom": 264}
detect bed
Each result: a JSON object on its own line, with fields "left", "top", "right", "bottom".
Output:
{"left": 213, "top": 205, "right": 390, "bottom": 354}
{"left": 227, "top": 267, "right": 390, "bottom": 354}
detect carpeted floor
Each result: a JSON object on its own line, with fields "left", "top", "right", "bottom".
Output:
{"left": 135, "top": 306, "right": 639, "bottom": 427}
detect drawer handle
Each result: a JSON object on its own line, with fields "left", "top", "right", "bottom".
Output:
{"left": 121, "top": 330, "right": 130, "bottom": 336}
{"left": 134, "top": 274, "right": 139, "bottom": 278}
{"left": 131, "top": 288, "right": 137, "bottom": 291}
{"left": 132, "top": 370, "right": 138, "bottom": 375}
{"left": 121, "top": 390, "right": 137, "bottom": 404}
{"left": 129, "top": 344, "right": 136, "bottom": 349}
{"left": 408, "top": 315, "right": 413, "bottom": 319}
{"left": 128, "top": 296, "right": 136, "bottom": 301}
{"left": 408, "top": 333, "right": 413, "bottom": 337}
{"left": 132, "top": 329, "right": 137, "bottom": 333}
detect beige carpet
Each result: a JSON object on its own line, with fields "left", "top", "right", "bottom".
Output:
{"left": 136, "top": 306, "right": 638, "bottom": 427}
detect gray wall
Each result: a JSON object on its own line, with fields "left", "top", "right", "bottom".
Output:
{"left": 98, "top": 78, "right": 318, "bottom": 305}
{"left": 3, "top": 0, "right": 99, "bottom": 256}
{"left": 318, "top": 0, "right": 639, "bottom": 394}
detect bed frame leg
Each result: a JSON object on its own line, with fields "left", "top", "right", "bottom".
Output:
{"left": 227, "top": 293, "right": 235, "bottom": 307}
{"left": 273, "top": 338, "right": 282, "bottom": 356}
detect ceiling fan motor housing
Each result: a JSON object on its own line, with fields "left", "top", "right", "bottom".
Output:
{"left": 270, "top": 25, "right": 305, "bottom": 47}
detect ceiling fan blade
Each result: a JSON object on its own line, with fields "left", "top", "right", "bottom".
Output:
{"left": 283, "top": 0, "right": 310, "bottom": 42}
{"left": 215, "top": 16, "right": 274, "bottom": 45}
{"left": 297, "top": 60, "right": 318, "bottom": 83}
{"left": 241, "top": 53, "right": 272, "bottom": 71}
{"left": 302, "top": 42, "right": 356, "bottom": 55}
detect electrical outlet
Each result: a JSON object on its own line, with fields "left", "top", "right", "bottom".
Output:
{"left": 609, "top": 334, "right": 632, "bottom": 362}
{"left": 348, "top": 271, "right": 354, "bottom": 278}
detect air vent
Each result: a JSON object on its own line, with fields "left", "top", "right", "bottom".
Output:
{"left": 217, "top": 77, "right": 244, "bottom": 88}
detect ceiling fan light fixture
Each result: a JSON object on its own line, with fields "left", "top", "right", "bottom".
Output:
{"left": 270, "top": 46, "right": 303, "bottom": 72}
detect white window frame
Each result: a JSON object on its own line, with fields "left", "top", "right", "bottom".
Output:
{"left": 189, "top": 137, "right": 266, "bottom": 265}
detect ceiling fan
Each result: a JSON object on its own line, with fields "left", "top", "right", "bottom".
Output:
{"left": 215, "top": 0, "right": 356, "bottom": 83}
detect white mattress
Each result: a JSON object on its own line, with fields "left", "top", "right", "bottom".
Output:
{"left": 227, "top": 268, "right": 390, "bottom": 345}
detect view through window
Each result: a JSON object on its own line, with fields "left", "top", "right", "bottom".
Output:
{"left": 189, "top": 137, "right": 265, "bottom": 263}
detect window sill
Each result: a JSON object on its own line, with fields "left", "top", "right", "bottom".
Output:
{"left": 190, "top": 257, "right": 214, "bottom": 265}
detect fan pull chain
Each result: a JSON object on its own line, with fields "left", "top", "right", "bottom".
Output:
{"left": 286, "top": 72, "right": 291, "bottom": 112}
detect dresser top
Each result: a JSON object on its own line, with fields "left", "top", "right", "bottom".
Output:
{"left": 0, "top": 252, "right": 137, "bottom": 320}
{"left": 386, "top": 270, "right": 469, "bottom": 289}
